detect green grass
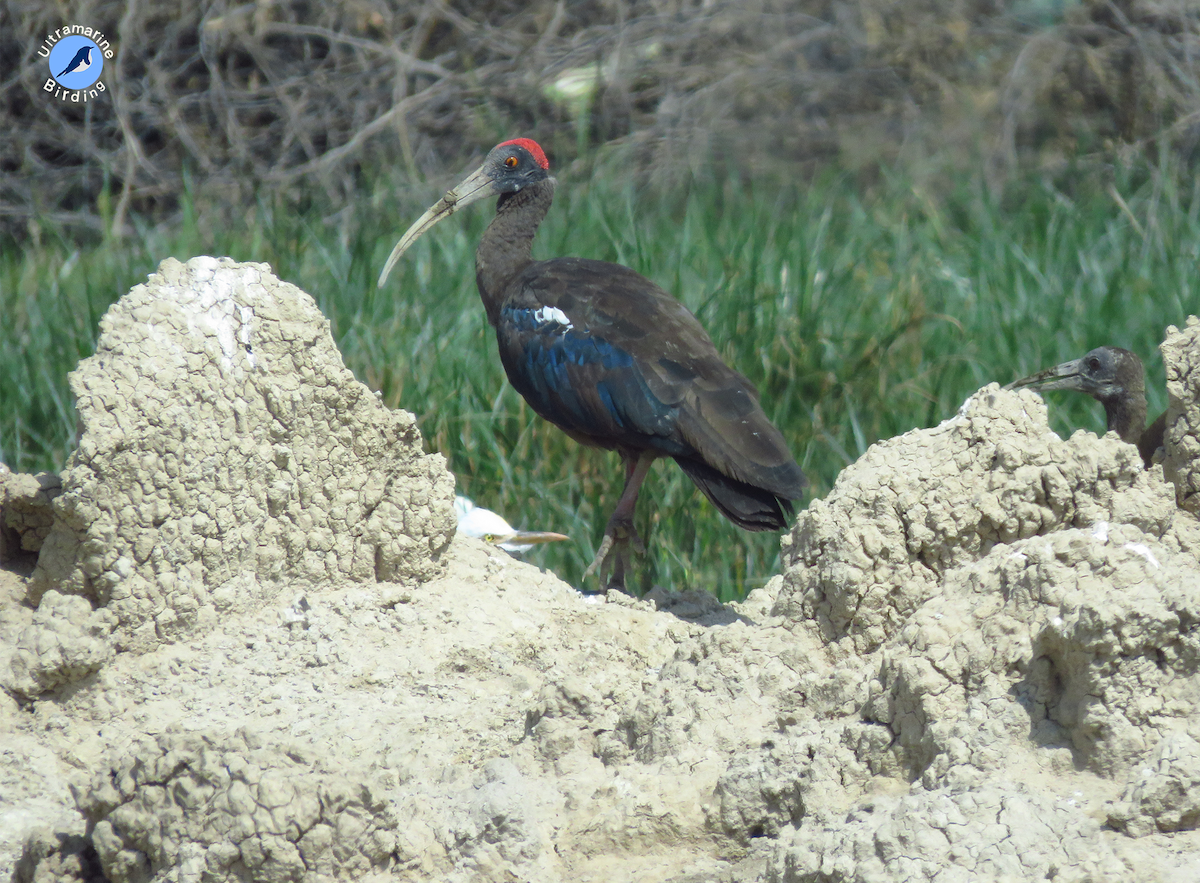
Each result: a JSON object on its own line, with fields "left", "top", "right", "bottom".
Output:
{"left": 2, "top": 158, "right": 1196, "bottom": 600}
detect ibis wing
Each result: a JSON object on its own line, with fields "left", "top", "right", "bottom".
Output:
{"left": 495, "top": 285, "right": 685, "bottom": 454}
{"left": 496, "top": 258, "right": 805, "bottom": 500}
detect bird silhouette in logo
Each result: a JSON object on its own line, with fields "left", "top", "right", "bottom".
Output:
{"left": 57, "top": 45, "right": 94, "bottom": 78}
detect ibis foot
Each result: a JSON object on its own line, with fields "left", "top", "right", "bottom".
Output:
{"left": 584, "top": 519, "right": 645, "bottom": 592}
{"left": 582, "top": 536, "right": 614, "bottom": 584}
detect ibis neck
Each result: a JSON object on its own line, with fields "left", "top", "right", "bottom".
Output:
{"left": 1101, "top": 391, "right": 1146, "bottom": 444}
{"left": 475, "top": 177, "right": 556, "bottom": 325}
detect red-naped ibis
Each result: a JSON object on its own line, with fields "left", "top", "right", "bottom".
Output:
{"left": 1006, "top": 345, "right": 1164, "bottom": 467}
{"left": 379, "top": 138, "right": 807, "bottom": 589}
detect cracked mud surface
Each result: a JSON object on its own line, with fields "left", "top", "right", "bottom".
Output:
{"left": 2, "top": 259, "right": 1199, "bottom": 882}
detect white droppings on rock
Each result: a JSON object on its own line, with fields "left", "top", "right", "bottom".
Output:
{"left": 1122, "top": 542, "right": 1161, "bottom": 569}
{"left": 239, "top": 303, "right": 256, "bottom": 368}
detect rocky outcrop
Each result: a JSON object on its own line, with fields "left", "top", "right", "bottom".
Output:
{"left": 1164, "top": 316, "right": 1200, "bottom": 515}
{"left": 0, "top": 467, "right": 61, "bottom": 565}
{"left": 27, "top": 257, "right": 455, "bottom": 652}
{"left": 4, "top": 293, "right": 1200, "bottom": 883}
{"left": 773, "top": 384, "right": 1189, "bottom": 656}
{"left": 0, "top": 590, "right": 114, "bottom": 698}
{"left": 74, "top": 729, "right": 403, "bottom": 883}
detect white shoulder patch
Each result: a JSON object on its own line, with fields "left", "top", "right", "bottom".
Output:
{"left": 533, "top": 305, "right": 573, "bottom": 330}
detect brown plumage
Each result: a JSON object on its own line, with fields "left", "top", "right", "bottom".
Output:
{"left": 1006, "top": 346, "right": 1164, "bottom": 467}
{"left": 379, "top": 138, "right": 806, "bottom": 589}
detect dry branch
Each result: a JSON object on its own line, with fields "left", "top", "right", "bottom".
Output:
{"left": 2, "top": 0, "right": 1198, "bottom": 239}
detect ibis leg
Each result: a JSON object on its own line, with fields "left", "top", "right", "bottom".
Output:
{"left": 585, "top": 450, "right": 655, "bottom": 591}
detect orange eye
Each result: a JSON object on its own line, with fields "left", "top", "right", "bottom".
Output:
{"left": 505, "top": 156, "right": 518, "bottom": 169}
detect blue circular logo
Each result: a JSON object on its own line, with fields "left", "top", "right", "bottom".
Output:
{"left": 48, "top": 35, "right": 103, "bottom": 90}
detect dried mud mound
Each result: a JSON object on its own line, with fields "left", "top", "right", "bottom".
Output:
{"left": 775, "top": 384, "right": 1196, "bottom": 656}
{"left": 757, "top": 382, "right": 1200, "bottom": 880}
{"left": 4, "top": 305, "right": 1200, "bottom": 882}
{"left": 0, "top": 466, "right": 61, "bottom": 567}
{"left": 1164, "top": 316, "right": 1200, "bottom": 516}
{"left": 28, "top": 257, "right": 456, "bottom": 652}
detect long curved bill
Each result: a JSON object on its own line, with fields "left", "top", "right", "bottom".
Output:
{"left": 377, "top": 164, "right": 498, "bottom": 288}
{"left": 1005, "top": 358, "right": 1085, "bottom": 393}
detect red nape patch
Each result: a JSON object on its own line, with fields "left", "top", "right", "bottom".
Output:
{"left": 498, "top": 137, "right": 550, "bottom": 170}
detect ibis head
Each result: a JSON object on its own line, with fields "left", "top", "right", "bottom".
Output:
{"left": 378, "top": 139, "right": 551, "bottom": 288}
{"left": 1007, "top": 347, "right": 1142, "bottom": 407}
{"left": 1006, "top": 345, "right": 1161, "bottom": 465}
